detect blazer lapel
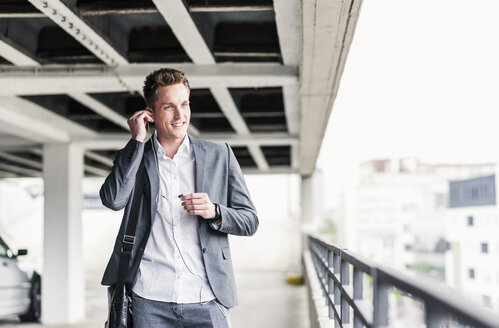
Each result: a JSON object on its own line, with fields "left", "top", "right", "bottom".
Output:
{"left": 190, "top": 135, "right": 206, "bottom": 193}
{"left": 144, "top": 140, "right": 159, "bottom": 223}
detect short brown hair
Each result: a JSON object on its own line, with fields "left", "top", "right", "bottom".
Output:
{"left": 143, "top": 68, "right": 190, "bottom": 108}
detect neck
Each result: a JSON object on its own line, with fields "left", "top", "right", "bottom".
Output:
{"left": 157, "top": 134, "right": 186, "bottom": 159}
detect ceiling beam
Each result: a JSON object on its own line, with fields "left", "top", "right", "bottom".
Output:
{"left": 299, "top": 0, "right": 363, "bottom": 175}
{"left": 0, "top": 96, "right": 97, "bottom": 143}
{"left": 291, "top": 144, "right": 299, "bottom": 170}
{"left": 274, "top": 0, "right": 301, "bottom": 170}
{"left": 282, "top": 83, "right": 300, "bottom": 135}
{"left": 210, "top": 86, "right": 269, "bottom": 171}
{"left": 189, "top": 6, "right": 274, "bottom": 13}
{"left": 0, "top": 98, "right": 69, "bottom": 142}
{"left": 68, "top": 93, "right": 129, "bottom": 131}
{"left": 0, "top": 162, "right": 41, "bottom": 177}
{"left": 213, "top": 52, "right": 280, "bottom": 58}
{"left": 0, "top": 64, "right": 297, "bottom": 96}
{"left": 85, "top": 151, "right": 114, "bottom": 167}
{"left": 84, "top": 165, "right": 109, "bottom": 176}
{"left": 119, "top": 63, "right": 297, "bottom": 90}
{"left": 73, "top": 133, "right": 298, "bottom": 150}
{"left": 246, "top": 145, "right": 269, "bottom": 171}
{"left": 205, "top": 133, "right": 298, "bottom": 147}
{"left": 0, "top": 135, "right": 38, "bottom": 150}
{"left": 209, "top": 87, "right": 249, "bottom": 134}
{"left": 0, "top": 13, "right": 45, "bottom": 18}
{"left": 152, "top": 0, "right": 215, "bottom": 64}
{"left": 0, "top": 71, "right": 126, "bottom": 96}
{"left": 79, "top": 8, "right": 158, "bottom": 16}
{"left": 27, "top": 0, "right": 128, "bottom": 65}
{"left": 0, "top": 151, "right": 42, "bottom": 169}
{"left": 0, "top": 38, "right": 39, "bottom": 66}
{"left": 274, "top": 0, "right": 301, "bottom": 66}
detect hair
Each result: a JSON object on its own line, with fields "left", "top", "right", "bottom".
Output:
{"left": 142, "top": 68, "right": 190, "bottom": 108}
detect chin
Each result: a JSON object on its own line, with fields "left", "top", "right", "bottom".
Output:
{"left": 174, "top": 130, "right": 188, "bottom": 139}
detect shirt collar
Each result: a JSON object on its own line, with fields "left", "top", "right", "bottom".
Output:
{"left": 153, "top": 131, "right": 191, "bottom": 158}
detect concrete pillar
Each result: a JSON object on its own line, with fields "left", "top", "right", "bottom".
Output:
{"left": 42, "top": 143, "right": 85, "bottom": 324}
{"left": 301, "top": 173, "right": 316, "bottom": 256}
{"left": 301, "top": 174, "right": 313, "bottom": 224}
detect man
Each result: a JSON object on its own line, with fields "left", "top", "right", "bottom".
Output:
{"left": 100, "top": 68, "right": 259, "bottom": 327}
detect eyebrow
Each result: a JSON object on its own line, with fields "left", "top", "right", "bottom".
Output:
{"left": 158, "top": 100, "right": 190, "bottom": 106}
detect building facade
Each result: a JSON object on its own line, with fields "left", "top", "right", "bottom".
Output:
{"left": 445, "top": 173, "right": 499, "bottom": 310}
{"left": 338, "top": 159, "right": 495, "bottom": 282}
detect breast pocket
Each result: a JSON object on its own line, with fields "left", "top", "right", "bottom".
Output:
{"left": 221, "top": 247, "right": 231, "bottom": 260}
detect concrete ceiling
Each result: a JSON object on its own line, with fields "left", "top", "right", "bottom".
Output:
{"left": 0, "top": 0, "right": 362, "bottom": 178}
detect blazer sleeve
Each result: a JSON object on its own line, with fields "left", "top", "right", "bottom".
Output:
{"left": 215, "top": 143, "right": 259, "bottom": 236}
{"left": 100, "top": 139, "right": 145, "bottom": 211}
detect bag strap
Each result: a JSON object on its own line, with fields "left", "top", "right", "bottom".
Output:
{"left": 116, "top": 159, "right": 145, "bottom": 288}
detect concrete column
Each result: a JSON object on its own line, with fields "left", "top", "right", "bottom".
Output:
{"left": 301, "top": 174, "right": 313, "bottom": 224}
{"left": 42, "top": 143, "right": 85, "bottom": 324}
{"left": 301, "top": 173, "right": 316, "bottom": 255}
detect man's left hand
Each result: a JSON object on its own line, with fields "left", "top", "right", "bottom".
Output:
{"left": 181, "top": 193, "right": 216, "bottom": 219}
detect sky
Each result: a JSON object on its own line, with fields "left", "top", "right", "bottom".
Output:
{"left": 317, "top": 0, "right": 499, "bottom": 202}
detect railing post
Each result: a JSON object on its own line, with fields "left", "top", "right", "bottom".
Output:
{"left": 327, "top": 248, "right": 335, "bottom": 321}
{"left": 333, "top": 251, "right": 341, "bottom": 327}
{"left": 373, "top": 269, "right": 390, "bottom": 328}
{"left": 340, "top": 257, "right": 350, "bottom": 325}
{"left": 322, "top": 244, "right": 328, "bottom": 303}
{"left": 426, "top": 302, "right": 447, "bottom": 327}
{"left": 353, "top": 267, "right": 363, "bottom": 328}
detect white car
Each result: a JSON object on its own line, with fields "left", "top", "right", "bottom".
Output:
{"left": 0, "top": 236, "right": 41, "bottom": 322}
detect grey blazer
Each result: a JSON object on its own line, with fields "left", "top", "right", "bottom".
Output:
{"left": 100, "top": 135, "right": 259, "bottom": 308}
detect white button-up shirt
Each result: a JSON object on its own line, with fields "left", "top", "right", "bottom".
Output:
{"left": 132, "top": 133, "right": 216, "bottom": 303}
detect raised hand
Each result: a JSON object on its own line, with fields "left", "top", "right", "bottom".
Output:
{"left": 128, "top": 109, "right": 154, "bottom": 142}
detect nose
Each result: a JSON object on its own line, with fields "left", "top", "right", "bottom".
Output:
{"left": 173, "top": 105, "right": 182, "bottom": 118}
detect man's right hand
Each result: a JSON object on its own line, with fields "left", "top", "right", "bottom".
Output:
{"left": 128, "top": 109, "right": 154, "bottom": 142}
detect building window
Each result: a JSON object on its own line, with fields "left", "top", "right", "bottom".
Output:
{"left": 481, "top": 243, "right": 489, "bottom": 254}
{"left": 467, "top": 216, "right": 474, "bottom": 226}
{"left": 483, "top": 295, "right": 492, "bottom": 308}
{"left": 468, "top": 268, "right": 475, "bottom": 279}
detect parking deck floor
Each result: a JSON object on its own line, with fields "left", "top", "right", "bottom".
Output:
{"left": 0, "top": 271, "right": 309, "bottom": 328}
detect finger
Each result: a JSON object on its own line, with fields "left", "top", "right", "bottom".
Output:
{"left": 182, "top": 199, "right": 205, "bottom": 206}
{"left": 130, "top": 110, "right": 153, "bottom": 121}
{"left": 131, "top": 111, "right": 153, "bottom": 124}
{"left": 183, "top": 204, "right": 206, "bottom": 211}
{"left": 182, "top": 193, "right": 208, "bottom": 200}
{"left": 129, "top": 110, "right": 147, "bottom": 120}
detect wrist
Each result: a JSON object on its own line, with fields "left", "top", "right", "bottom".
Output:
{"left": 211, "top": 203, "right": 221, "bottom": 221}
{"left": 132, "top": 134, "right": 146, "bottom": 143}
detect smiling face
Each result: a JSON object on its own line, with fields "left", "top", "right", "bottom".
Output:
{"left": 151, "top": 83, "right": 191, "bottom": 143}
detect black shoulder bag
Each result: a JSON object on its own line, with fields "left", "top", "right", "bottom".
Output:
{"left": 105, "top": 161, "right": 145, "bottom": 328}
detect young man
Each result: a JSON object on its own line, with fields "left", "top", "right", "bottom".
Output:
{"left": 100, "top": 68, "right": 259, "bottom": 327}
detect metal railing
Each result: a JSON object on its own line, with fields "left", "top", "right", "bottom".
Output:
{"left": 307, "top": 235, "right": 499, "bottom": 328}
